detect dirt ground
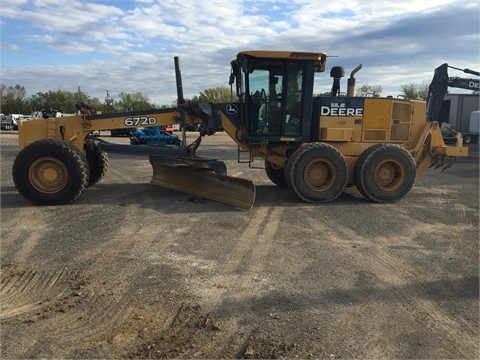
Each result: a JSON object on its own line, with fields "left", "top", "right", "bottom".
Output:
{"left": 1, "top": 130, "right": 478, "bottom": 359}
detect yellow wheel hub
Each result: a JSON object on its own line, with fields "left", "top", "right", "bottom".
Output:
{"left": 304, "top": 159, "right": 336, "bottom": 191}
{"left": 374, "top": 160, "right": 405, "bottom": 191}
{"left": 29, "top": 157, "right": 68, "bottom": 194}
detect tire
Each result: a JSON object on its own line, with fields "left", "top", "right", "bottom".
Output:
{"left": 463, "top": 134, "right": 472, "bottom": 144}
{"left": 356, "top": 144, "right": 416, "bottom": 203}
{"left": 265, "top": 160, "right": 287, "bottom": 187}
{"left": 85, "top": 140, "right": 109, "bottom": 187}
{"left": 354, "top": 144, "right": 384, "bottom": 199}
{"left": 286, "top": 143, "right": 348, "bottom": 203}
{"left": 12, "top": 139, "right": 89, "bottom": 205}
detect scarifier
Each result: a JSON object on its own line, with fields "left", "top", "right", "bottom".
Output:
{"left": 13, "top": 51, "right": 469, "bottom": 209}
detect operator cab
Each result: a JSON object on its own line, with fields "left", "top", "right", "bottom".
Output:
{"left": 230, "top": 51, "right": 326, "bottom": 143}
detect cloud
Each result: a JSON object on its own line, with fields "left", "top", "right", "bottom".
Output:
{"left": 0, "top": 0, "right": 478, "bottom": 106}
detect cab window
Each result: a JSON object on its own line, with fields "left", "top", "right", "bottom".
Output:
{"left": 246, "top": 62, "right": 284, "bottom": 136}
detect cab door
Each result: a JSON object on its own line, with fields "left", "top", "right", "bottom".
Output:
{"left": 245, "top": 61, "right": 284, "bottom": 137}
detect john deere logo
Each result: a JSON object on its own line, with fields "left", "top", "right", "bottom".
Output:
{"left": 226, "top": 104, "right": 237, "bottom": 114}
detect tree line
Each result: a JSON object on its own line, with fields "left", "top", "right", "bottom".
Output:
{"left": 0, "top": 83, "right": 429, "bottom": 115}
{"left": 0, "top": 84, "right": 159, "bottom": 115}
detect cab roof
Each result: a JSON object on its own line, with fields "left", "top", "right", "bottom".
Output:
{"left": 236, "top": 50, "right": 327, "bottom": 72}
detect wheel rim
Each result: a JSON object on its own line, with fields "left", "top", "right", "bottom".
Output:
{"left": 373, "top": 159, "right": 405, "bottom": 191}
{"left": 303, "top": 158, "right": 336, "bottom": 191}
{"left": 28, "top": 157, "right": 68, "bottom": 194}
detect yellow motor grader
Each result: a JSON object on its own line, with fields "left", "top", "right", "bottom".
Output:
{"left": 13, "top": 51, "right": 468, "bottom": 209}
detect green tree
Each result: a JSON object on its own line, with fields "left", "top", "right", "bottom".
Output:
{"left": 27, "top": 89, "right": 102, "bottom": 114}
{"left": 1, "top": 84, "right": 28, "bottom": 114}
{"left": 195, "top": 86, "right": 233, "bottom": 103}
{"left": 358, "top": 84, "right": 383, "bottom": 97}
{"left": 32, "top": 90, "right": 73, "bottom": 112}
{"left": 400, "top": 83, "right": 429, "bottom": 100}
{"left": 0, "top": 84, "right": 151, "bottom": 115}
{"left": 116, "top": 92, "right": 154, "bottom": 111}
{"left": 73, "top": 87, "right": 91, "bottom": 105}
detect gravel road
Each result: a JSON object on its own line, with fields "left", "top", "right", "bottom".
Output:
{"left": 1, "top": 131, "right": 478, "bottom": 359}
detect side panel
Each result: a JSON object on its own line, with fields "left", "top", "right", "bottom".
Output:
{"left": 362, "top": 98, "right": 422, "bottom": 145}
{"left": 314, "top": 97, "right": 425, "bottom": 146}
{"left": 315, "top": 97, "right": 364, "bottom": 143}
{"left": 362, "top": 98, "right": 394, "bottom": 141}
{"left": 18, "top": 118, "right": 53, "bottom": 149}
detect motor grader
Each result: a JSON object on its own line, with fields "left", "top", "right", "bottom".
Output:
{"left": 13, "top": 51, "right": 468, "bottom": 210}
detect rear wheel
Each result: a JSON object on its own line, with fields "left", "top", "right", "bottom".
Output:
{"left": 85, "top": 140, "right": 109, "bottom": 187}
{"left": 13, "top": 139, "right": 89, "bottom": 205}
{"left": 265, "top": 160, "right": 287, "bottom": 187}
{"left": 286, "top": 143, "right": 348, "bottom": 203}
{"left": 354, "top": 144, "right": 384, "bottom": 199}
{"left": 355, "top": 144, "right": 416, "bottom": 202}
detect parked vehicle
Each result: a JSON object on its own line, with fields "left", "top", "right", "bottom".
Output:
{"left": 1, "top": 114, "right": 21, "bottom": 130}
{"left": 110, "top": 128, "right": 132, "bottom": 137}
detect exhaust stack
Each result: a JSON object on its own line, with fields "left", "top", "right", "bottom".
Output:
{"left": 347, "top": 64, "right": 362, "bottom": 97}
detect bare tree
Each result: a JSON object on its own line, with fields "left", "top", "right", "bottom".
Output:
{"left": 400, "top": 83, "right": 429, "bottom": 100}
{"left": 358, "top": 84, "right": 383, "bottom": 97}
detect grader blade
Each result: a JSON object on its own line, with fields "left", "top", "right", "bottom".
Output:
{"left": 149, "top": 159, "right": 256, "bottom": 210}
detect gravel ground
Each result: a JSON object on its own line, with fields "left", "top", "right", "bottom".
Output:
{"left": 1, "top": 130, "right": 479, "bottom": 359}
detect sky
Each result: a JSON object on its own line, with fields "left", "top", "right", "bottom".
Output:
{"left": 1, "top": 0, "right": 479, "bottom": 107}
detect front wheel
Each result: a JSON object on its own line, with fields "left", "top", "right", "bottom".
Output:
{"left": 286, "top": 143, "right": 348, "bottom": 203}
{"left": 13, "top": 139, "right": 89, "bottom": 205}
{"left": 265, "top": 160, "right": 287, "bottom": 187}
{"left": 85, "top": 140, "right": 109, "bottom": 187}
